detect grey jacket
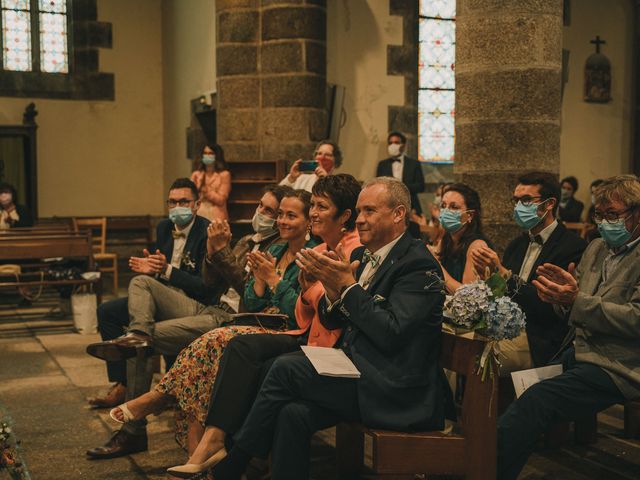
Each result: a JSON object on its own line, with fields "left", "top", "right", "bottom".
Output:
{"left": 568, "top": 238, "right": 640, "bottom": 399}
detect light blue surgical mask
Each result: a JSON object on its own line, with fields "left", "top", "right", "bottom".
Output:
{"left": 560, "top": 188, "right": 572, "bottom": 202}
{"left": 169, "top": 206, "right": 194, "bottom": 227}
{"left": 202, "top": 154, "right": 215, "bottom": 166}
{"left": 440, "top": 208, "right": 466, "bottom": 233}
{"left": 597, "top": 217, "right": 636, "bottom": 248}
{"left": 513, "top": 200, "right": 549, "bottom": 231}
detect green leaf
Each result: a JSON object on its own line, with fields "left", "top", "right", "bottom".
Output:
{"left": 485, "top": 272, "right": 507, "bottom": 298}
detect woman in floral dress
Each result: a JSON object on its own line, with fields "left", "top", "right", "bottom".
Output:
{"left": 110, "top": 176, "right": 362, "bottom": 470}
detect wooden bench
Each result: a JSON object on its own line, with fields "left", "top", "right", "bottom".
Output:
{"left": 0, "top": 231, "right": 102, "bottom": 303}
{"left": 336, "top": 332, "right": 497, "bottom": 479}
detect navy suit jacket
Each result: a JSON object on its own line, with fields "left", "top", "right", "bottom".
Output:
{"left": 376, "top": 156, "right": 425, "bottom": 214}
{"left": 319, "top": 232, "right": 446, "bottom": 431}
{"left": 154, "top": 215, "right": 221, "bottom": 306}
{"left": 503, "top": 222, "right": 587, "bottom": 366}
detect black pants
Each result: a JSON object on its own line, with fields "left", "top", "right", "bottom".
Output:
{"left": 232, "top": 350, "right": 361, "bottom": 480}
{"left": 205, "top": 333, "right": 301, "bottom": 433}
{"left": 96, "top": 297, "right": 129, "bottom": 384}
{"left": 497, "top": 349, "right": 625, "bottom": 480}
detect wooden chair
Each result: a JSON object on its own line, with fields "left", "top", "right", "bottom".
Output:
{"left": 336, "top": 332, "right": 497, "bottom": 479}
{"left": 73, "top": 217, "right": 118, "bottom": 293}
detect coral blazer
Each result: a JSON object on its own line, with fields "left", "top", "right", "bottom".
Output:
{"left": 287, "top": 229, "right": 361, "bottom": 347}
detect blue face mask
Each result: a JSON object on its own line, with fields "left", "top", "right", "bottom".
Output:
{"left": 440, "top": 208, "right": 465, "bottom": 233}
{"left": 513, "top": 200, "right": 549, "bottom": 231}
{"left": 169, "top": 206, "right": 194, "bottom": 227}
{"left": 597, "top": 218, "right": 635, "bottom": 248}
{"left": 202, "top": 154, "right": 215, "bottom": 166}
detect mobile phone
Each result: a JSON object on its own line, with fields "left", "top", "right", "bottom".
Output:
{"left": 299, "top": 160, "right": 319, "bottom": 172}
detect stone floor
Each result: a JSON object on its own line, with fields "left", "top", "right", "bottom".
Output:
{"left": 1, "top": 294, "right": 640, "bottom": 479}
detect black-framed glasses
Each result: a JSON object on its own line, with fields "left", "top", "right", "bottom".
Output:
{"left": 511, "top": 196, "right": 543, "bottom": 207}
{"left": 593, "top": 209, "right": 631, "bottom": 224}
{"left": 166, "top": 198, "right": 195, "bottom": 208}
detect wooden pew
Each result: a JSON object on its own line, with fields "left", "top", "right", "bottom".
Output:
{"left": 0, "top": 231, "right": 101, "bottom": 302}
{"left": 336, "top": 332, "right": 497, "bottom": 479}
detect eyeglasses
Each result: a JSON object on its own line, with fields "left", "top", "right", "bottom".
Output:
{"left": 166, "top": 198, "right": 195, "bottom": 208}
{"left": 593, "top": 209, "right": 631, "bottom": 224}
{"left": 511, "top": 196, "right": 543, "bottom": 207}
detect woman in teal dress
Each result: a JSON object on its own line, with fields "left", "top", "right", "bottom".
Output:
{"left": 109, "top": 189, "right": 316, "bottom": 455}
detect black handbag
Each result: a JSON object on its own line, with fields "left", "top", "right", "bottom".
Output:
{"left": 228, "top": 312, "right": 289, "bottom": 331}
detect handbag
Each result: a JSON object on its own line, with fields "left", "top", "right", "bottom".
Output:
{"left": 228, "top": 312, "right": 289, "bottom": 331}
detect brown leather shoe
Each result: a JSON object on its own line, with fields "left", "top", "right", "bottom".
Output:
{"left": 88, "top": 383, "right": 126, "bottom": 409}
{"left": 86, "top": 333, "right": 154, "bottom": 362}
{"left": 86, "top": 429, "right": 147, "bottom": 460}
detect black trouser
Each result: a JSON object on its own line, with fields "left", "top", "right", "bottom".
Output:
{"left": 497, "top": 349, "right": 625, "bottom": 480}
{"left": 205, "top": 333, "right": 302, "bottom": 433}
{"left": 233, "top": 350, "right": 361, "bottom": 480}
{"left": 96, "top": 297, "right": 129, "bottom": 385}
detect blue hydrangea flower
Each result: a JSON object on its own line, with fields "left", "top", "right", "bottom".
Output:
{"left": 445, "top": 281, "right": 493, "bottom": 329}
{"left": 482, "top": 296, "right": 526, "bottom": 340}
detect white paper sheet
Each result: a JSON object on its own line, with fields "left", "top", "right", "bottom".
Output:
{"left": 510, "top": 364, "right": 563, "bottom": 398}
{"left": 301, "top": 346, "right": 361, "bottom": 378}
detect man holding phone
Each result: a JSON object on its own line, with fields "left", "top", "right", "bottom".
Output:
{"left": 280, "top": 139, "right": 342, "bottom": 192}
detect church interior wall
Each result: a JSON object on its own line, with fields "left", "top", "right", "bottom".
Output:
{"left": 326, "top": 0, "right": 405, "bottom": 181}
{"left": 0, "top": 0, "right": 165, "bottom": 217}
{"left": 161, "top": 0, "right": 216, "bottom": 193}
{"left": 560, "top": 0, "right": 635, "bottom": 208}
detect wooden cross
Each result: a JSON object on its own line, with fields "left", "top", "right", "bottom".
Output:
{"left": 590, "top": 35, "right": 606, "bottom": 54}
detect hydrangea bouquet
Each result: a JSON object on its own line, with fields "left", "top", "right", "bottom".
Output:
{"left": 444, "top": 272, "right": 526, "bottom": 381}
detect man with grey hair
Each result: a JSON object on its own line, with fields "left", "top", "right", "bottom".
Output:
{"left": 203, "top": 176, "right": 446, "bottom": 480}
{"left": 498, "top": 174, "right": 640, "bottom": 479}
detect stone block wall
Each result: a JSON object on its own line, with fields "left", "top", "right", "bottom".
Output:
{"left": 216, "top": 0, "right": 327, "bottom": 164}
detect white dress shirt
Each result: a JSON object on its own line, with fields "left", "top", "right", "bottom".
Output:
{"left": 518, "top": 220, "right": 558, "bottom": 281}
{"left": 391, "top": 154, "right": 405, "bottom": 181}
{"left": 163, "top": 218, "right": 195, "bottom": 279}
{"left": 279, "top": 173, "right": 318, "bottom": 192}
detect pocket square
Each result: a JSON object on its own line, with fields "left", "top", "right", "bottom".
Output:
{"left": 373, "top": 294, "right": 386, "bottom": 303}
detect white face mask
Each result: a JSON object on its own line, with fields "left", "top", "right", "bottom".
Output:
{"left": 252, "top": 209, "right": 276, "bottom": 236}
{"left": 0, "top": 193, "right": 12, "bottom": 207}
{"left": 387, "top": 143, "right": 402, "bottom": 157}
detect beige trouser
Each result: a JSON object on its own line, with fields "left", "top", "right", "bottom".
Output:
{"left": 497, "top": 332, "right": 533, "bottom": 376}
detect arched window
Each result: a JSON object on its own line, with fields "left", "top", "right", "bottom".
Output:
{"left": 1, "top": 0, "right": 69, "bottom": 73}
{"left": 418, "top": 0, "right": 456, "bottom": 163}
{"left": 0, "top": 0, "right": 113, "bottom": 100}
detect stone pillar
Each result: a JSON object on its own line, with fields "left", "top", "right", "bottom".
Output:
{"left": 455, "top": 0, "right": 563, "bottom": 250}
{"left": 216, "top": 0, "right": 327, "bottom": 164}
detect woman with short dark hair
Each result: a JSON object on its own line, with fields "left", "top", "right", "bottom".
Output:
{"left": 0, "top": 182, "right": 33, "bottom": 229}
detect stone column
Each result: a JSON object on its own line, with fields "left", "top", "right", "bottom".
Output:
{"left": 455, "top": 0, "right": 563, "bottom": 250}
{"left": 216, "top": 0, "right": 327, "bottom": 164}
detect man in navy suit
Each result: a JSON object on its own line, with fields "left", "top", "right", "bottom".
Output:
{"left": 376, "top": 131, "right": 425, "bottom": 215}
{"left": 86, "top": 178, "right": 228, "bottom": 458}
{"left": 206, "top": 177, "right": 445, "bottom": 480}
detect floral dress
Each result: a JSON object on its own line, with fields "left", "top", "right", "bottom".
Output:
{"left": 154, "top": 238, "right": 317, "bottom": 448}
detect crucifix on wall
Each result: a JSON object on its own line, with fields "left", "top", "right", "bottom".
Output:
{"left": 584, "top": 35, "right": 612, "bottom": 103}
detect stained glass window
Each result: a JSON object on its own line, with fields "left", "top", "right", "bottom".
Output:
{"left": 1, "top": 0, "right": 68, "bottom": 73}
{"left": 418, "top": 0, "right": 456, "bottom": 164}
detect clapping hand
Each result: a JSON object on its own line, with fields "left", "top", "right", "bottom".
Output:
{"left": 471, "top": 246, "right": 506, "bottom": 277}
{"left": 298, "top": 269, "right": 318, "bottom": 293}
{"left": 207, "top": 219, "right": 232, "bottom": 254}
{"left": 247, "top": 251, "right": 279, "bottom": 285}
{"left": 296, "top": 244, "right": 359, "bottom": 301}
{"left": 532, "top": 262, "right": 579, "bottom": 306}
{"left": 129, "top": 249, "right": 168, "bottom": 275}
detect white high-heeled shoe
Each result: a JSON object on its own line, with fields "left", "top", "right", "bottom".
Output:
{"left": 167, "top": 448, "right": 228, "bottom": 479}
